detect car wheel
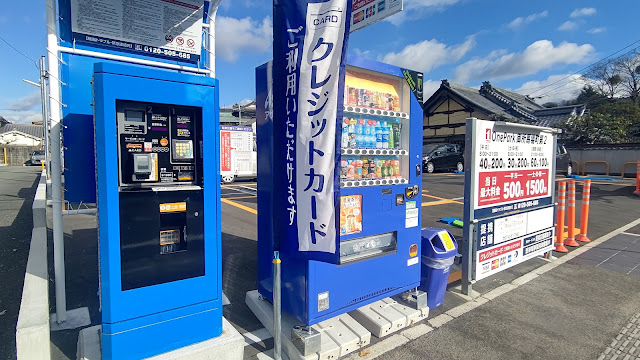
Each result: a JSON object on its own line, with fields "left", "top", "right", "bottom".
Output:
{"left": 221, "top": 174, "right": 235, "bottom": 184}
{"left": 566, "top": 164, "right": 573, "bottom": 176}
{"left": 426, "top": 162, "right": 435, "bottom": 173}
{"left": 456, "top": 162, "right": 464, "bottom": 172}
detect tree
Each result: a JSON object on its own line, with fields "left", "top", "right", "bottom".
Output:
{"left": 614, "top": 50, "right": 640, "bottom": 104}
{"left": 574, "top": 85, "right": 607, "bottom": 107}
{"left": 559, "top": 100, "right": 640, "bottom": 144}
{"left": 583, "top": 60, "right": 622, "bottom": 99}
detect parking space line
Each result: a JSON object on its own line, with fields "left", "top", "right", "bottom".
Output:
{"left": 221, "top": 198, "right": 257, "bottom": 214}
{"left": 222, "top": 195, "right": 257, "bottom": 200}
{"left": 422, "top": 194, "right": 464, "bottom": 204}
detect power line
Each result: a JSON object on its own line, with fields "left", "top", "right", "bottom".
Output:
{"left": 0, "top": 35, "right": 38, "bottom": 68}
{"left": 526, "top": 39, "right": 640, "bottom": 98}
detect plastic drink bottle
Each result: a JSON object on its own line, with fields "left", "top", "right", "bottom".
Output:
{"left": 376, "top": 122, "right": 383, "bottom": 148}
{"left": 341, "top": 122, "right": 349, "bottom": 148}
{"left": 388, "top": 124, "right": 395, "bottom": 148}
{"left": 382, "top": 121, "right": 389, "bottom": 149}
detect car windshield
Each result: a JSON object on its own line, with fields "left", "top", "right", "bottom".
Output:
{"left": 422, "top": 145, "right": 438, "bottom": 154}
{"left": 33, "top": 151, "right": 44, "bottom": 156}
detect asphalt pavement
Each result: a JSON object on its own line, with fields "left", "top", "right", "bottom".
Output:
{"left": 10, "top": 170, "right": 638, "bottom": 360}
{"left": 0, "top": 166, "right": 42, "bottom": 360}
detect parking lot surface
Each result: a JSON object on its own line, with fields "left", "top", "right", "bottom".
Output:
{"left": 27, "top": 171, "right": 640, "bottom": 359}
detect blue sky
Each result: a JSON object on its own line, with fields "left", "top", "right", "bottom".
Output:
{"left": 0, "top": 0, "right": 638, "bottom": 123}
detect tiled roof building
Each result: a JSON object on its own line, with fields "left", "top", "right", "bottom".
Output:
{"left": 422, "top": 80, "right": 587, "bottom": 143}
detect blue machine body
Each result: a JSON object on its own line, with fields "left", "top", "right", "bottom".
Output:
{"left": 56, "top": 0, "right": 214, "bottom": 204}
{"left": 93, "top": 63, "right": 222, "bottom": 359}
{"left": 256, "top": 57, "right": 424, "bottom": 325}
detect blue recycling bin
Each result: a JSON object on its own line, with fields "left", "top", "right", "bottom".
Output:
{"left": 419, "top": 228, "right": 458, "bottom": 309}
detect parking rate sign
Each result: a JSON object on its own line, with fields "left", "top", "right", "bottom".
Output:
{"left": 465, "top": 118, "right": 556, "bottom": 281}
{"left": 472, "top": 119, "right": 555, "bottom": 219}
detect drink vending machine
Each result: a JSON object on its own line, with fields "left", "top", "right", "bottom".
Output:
{"left": 256, "top": 56, "right": 424, "bottom": 326}
{"left": 93, "top": 63, "right": 222, "bottom": 359}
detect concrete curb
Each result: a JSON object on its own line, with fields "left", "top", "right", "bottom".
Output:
{"left": 16, "top": 171, "right": 50, "bottom": 360}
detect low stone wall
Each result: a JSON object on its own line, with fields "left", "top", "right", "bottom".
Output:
{"left": 566, "top": 145, "right": 640, "bottom": 177}
{"left": 0, "top": 146, "right": 41, "bottom": 165}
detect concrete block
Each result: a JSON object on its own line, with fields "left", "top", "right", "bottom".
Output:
{"left": 246, "top": 290, "right": 372, "bottom": 360}
{"left": 343, "top": 334, "right": 409, "bottom": 360}
{"left": 16, "top": 226, "right": 50, "bottom": 360}
{"left": 246, "top": 290, "right": 318, "bottom": 360}
{"left": 77, "top": 318, "right": 244, "bottom": 360}
{"left": 50, "top": 307, "right": 91, "bottom": 331}
{"left": 349, "top": 298, "right": 426, "bottom": 338}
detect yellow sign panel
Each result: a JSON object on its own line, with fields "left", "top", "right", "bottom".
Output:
{"left": 159, "top": 202, "right": 187, "bottom": 213}
{"left": 439, "top": 231, "right": 456, "bottom": 251}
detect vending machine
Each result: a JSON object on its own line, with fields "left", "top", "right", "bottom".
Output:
{"left": 93, "top": 63, "right": 222, "bottom": 359}
{"left": 256, "top": 56, "right": 424, "bottom": 326}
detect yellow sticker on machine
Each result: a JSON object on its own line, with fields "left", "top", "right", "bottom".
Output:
{"left": 159, "top": 202, "right": 187, "bottom": 213}
{"left": 439, "top": 231, "right": 456, "bottom": 251}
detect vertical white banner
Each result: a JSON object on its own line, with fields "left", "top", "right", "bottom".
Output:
{"left": 296, "top": 0, "right": 348, "bottom": 252}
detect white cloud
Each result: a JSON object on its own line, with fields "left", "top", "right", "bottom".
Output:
{"left": 570, "top": 8, "right": 596, "bottom": 18}
{"left": 215, "top": 16, "right": 272, "bottom": 62}
{"left": 0, "top": 111, "right": 42, "bottom": 124}
{"left": 587, "top": 27, "right": 606, "bottom": 34}
{"left": 386, "top": 0, "right": 462, "bottom": 25}
{"left": 423, "top": 79, "right": 442, "bottom": 101}
{"left": 558, "top": 21, "right": 577, "bottom": 31}
{"left": 507, "top": 10, "right": 548, "bottom": 29}
{"left": 381, "top": 36, "right": 475, "bottom": 73}
{"left": 5, "top": 92, "right": 41, "bottom": 111}
{"left": 454, "top": 40, "right": 594, "bottom": 84}
{"left": 516, "top": 74, "right": 587, "bottom": 104}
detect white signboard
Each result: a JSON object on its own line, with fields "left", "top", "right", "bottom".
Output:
{"left": 475, "top": 206, "right": 555, "bottom": 280}
{"left": 70, "top": 0, "right": 204, "bottom": 62}
{"left": 350, "top": 0, "right": 403, "bottom": 33}
{"left": 464, "top": 118, "right": 557, "bottom": 283}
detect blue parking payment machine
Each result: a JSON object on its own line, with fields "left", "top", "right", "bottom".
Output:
{"left": 93, "top": 63, "right": 222, "bottom": 359}
{"left": 256, "top": 55, "right": 425, "bottom": 326}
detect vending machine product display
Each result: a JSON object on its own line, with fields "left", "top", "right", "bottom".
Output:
{"left": 93, "top": 63, "right": 222, "bottom": 359}
{"left": 256, "top": 56, "right": 424, "bottom": 326}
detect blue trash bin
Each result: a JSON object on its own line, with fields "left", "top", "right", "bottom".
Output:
{"left": 418, "top": 228, "right": 458, "bottom": 309}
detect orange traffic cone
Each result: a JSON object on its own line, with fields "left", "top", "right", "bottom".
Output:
{"left": 555, "top": 182, "right": 569, "bottom": 253}
{"left": 576, "top": 180, "right": 592, "bottom": 243}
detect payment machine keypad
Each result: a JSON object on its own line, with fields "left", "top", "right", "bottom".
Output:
{"left": 173, "top": 140, "right": 194, "bottom": 160}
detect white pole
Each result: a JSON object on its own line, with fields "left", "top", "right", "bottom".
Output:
{"left": 46, "top": 0, "right": 66, "bottom": 323}
{"left": 207, "top": 0, "right": 221, "bottom": 78}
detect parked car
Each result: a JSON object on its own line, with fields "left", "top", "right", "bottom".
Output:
{"left": 422, "top": 144, "right": 464, "bottom": 173}
{"left": 25, "top": 150, "right": 45, "bottom": 166}
{"left": 556, "top": 144, "right": 572, "bottom": 176}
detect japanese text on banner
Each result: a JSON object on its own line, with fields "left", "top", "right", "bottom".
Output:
{"left": 296, "top": 0, "right": 348, "bottom": 253}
